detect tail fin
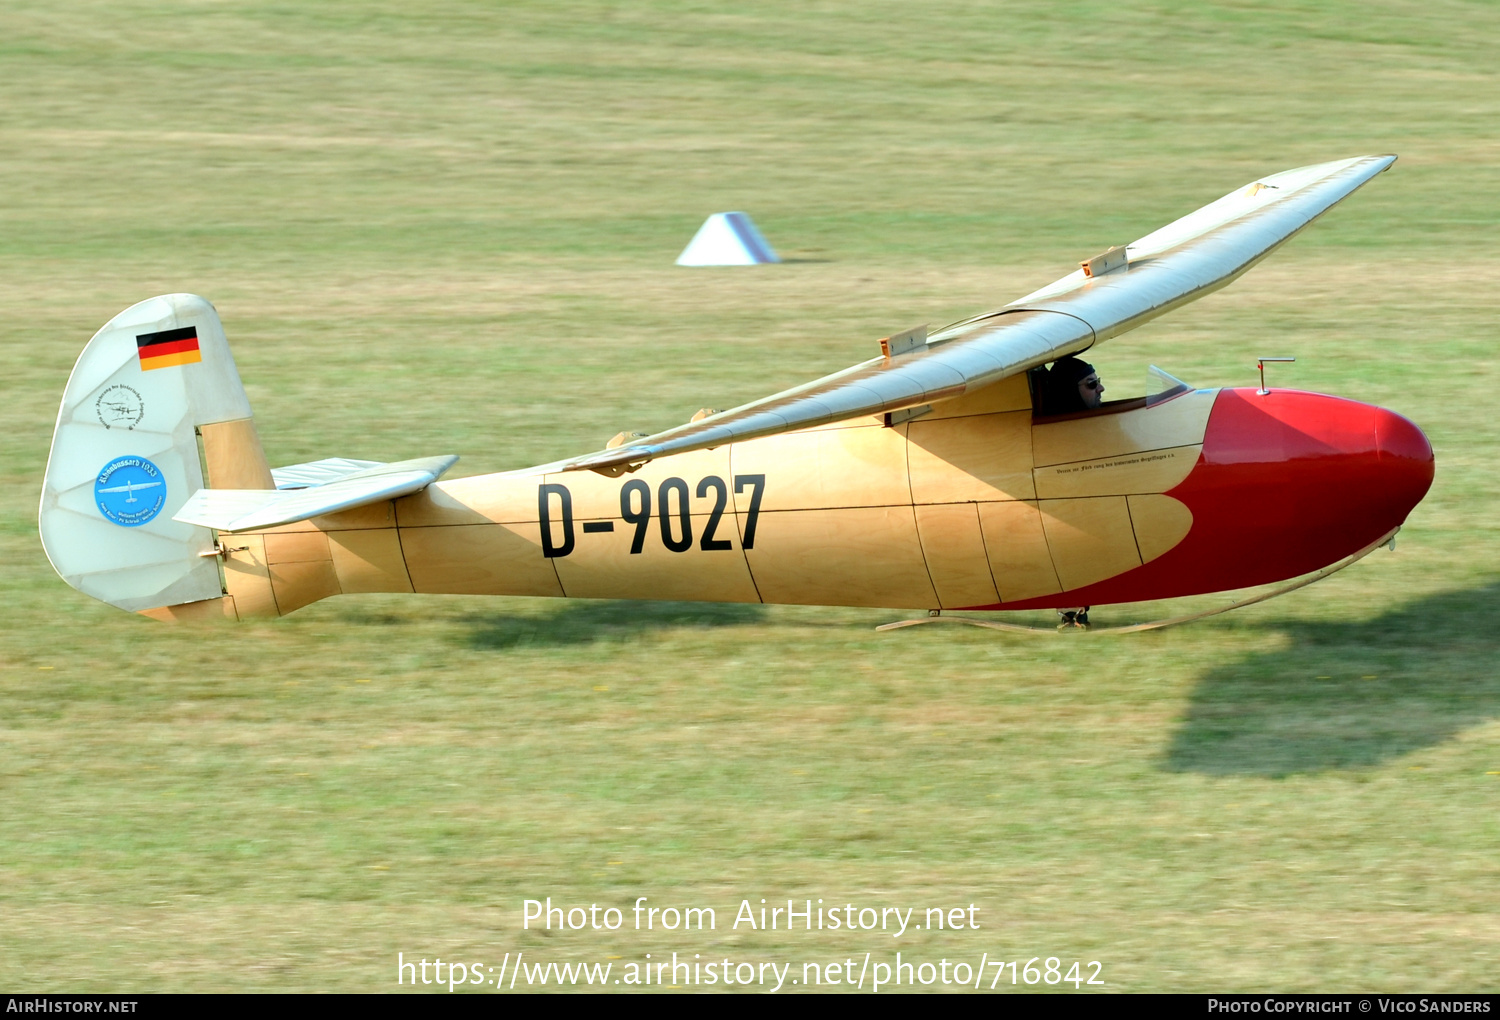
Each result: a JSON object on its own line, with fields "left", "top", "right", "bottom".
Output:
{"left": 39, "top": 294, "right": 272, "bottom": 619}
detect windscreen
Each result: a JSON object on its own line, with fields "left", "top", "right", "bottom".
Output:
{"left": 1146, "top": 364, "right": 1193, "bottom": 405}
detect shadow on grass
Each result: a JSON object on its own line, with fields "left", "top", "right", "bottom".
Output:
{"left": 463, "top": 599, "right": 767, "bottom": 650}
{"left": 1166, "top": 581, "right": 1500, "bottom": 776}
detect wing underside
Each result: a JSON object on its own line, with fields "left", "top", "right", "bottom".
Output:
{"left": 534, "top": 154, "right": 1394, "bottom": 477}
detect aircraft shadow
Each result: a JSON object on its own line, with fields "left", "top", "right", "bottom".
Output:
{"left": 464, "top": 599, "right": 767, "bottom": 650}
{"left": 1164, "top": 581, "right": 1500, "bottom": 776}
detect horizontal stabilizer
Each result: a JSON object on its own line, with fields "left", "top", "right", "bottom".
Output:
{"left": 272, "top": 457, "right": 383, "bottom": 490}
{"left": 174, "top": 455, "right": 458, "bottom": 532}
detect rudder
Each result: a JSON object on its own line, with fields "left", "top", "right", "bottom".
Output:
{"left": 39, "top": 294, "right": 272, "bottom": 617}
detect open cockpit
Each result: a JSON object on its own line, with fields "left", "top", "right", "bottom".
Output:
{"left": 1029, "top": 363, "right": 1194, "bottom": 422}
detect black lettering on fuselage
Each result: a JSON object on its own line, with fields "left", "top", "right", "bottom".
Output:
{"left": 658, "top": 477, "right": 693, "bottom": 552}
{"left": 697, "top": 475, "right": 732, "bottom": 550}
{"left": 538, "top": 483, "right": 575, "bottom": 558}
{"left": 621, "top": 478, "right": 652, "bottom": 553}
{"left": 733, "top": 474, "right": 765, "bottom": 550}
{"left": 540, "top": 474, "right": 766, "bottom": 557}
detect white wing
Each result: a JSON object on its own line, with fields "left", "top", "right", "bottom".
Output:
{"left": 541, "top": 154, "right": 1394, "bottom": 477}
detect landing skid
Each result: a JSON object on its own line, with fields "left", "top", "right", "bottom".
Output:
{"left": 876, "top": 527, "right": 1399, "bottom": 635}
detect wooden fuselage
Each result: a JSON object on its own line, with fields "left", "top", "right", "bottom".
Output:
{"left": 203, "top": 373, "right": 1433, "bottom": 620}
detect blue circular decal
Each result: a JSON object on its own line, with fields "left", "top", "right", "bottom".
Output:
{"left": 95, "top": 456, "right": 167, "bottom": 527}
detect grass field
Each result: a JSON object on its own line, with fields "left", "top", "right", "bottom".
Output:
{"left": 2, "top": 0, "right": 1498, "bottom": 993}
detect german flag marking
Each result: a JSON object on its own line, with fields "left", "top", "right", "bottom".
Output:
{"left": 137, "top": 325, "right": 202, "bottom": 371}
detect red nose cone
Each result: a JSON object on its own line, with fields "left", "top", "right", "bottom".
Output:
{"left": 1375, "top": 405, "right": 1436, "bottom": 513}
{"left": 1183, "top": 388, "right": 1433, "bottom": 586}
{"left": 984, "top": 387, "right": 1434, "bottom": 610}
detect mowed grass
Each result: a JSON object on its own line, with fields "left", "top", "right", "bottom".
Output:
{"left": 2, "top": 0, "right": 1498, "bottom": 993}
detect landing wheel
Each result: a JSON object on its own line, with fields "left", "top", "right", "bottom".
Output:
{"left": 1056, "top": 608, "right": 1091, "bottom": 631}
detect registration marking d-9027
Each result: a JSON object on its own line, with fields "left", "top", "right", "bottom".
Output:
{"left": 539, "top": 474, "right": 766, "bottom": 559}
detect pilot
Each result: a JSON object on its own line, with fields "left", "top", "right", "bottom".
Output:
{"left": 1045, "top": 356, "right": 1105, "bottom": 414}
{"left": 1046, "top": 355, "right": 1102, "bottom": 631}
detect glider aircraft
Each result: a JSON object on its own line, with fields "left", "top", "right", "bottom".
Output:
{"left": 40, "top": 155, "right": 1434, "bottom": 627}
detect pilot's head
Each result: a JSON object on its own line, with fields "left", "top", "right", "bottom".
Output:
{"left": 1051, "top": 356, "right": 1105, "bottom": 410}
